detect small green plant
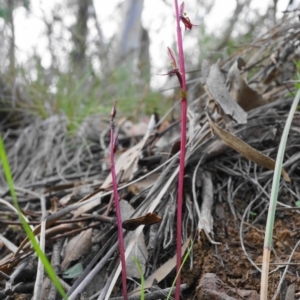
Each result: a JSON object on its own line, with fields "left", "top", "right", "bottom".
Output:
{"left": 132, "top": 257, "right": 145, "bottom": 300}
{"left": 0, "top": 135, "right": 68, "bottom": 299}
{"left": 249, "top": 210, "right": 257, "bottom": 222}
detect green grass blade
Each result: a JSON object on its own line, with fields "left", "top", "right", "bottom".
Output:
{"left": 132, "top": 257, "right": 145, "bottom": 300}
{"left": 0, "top": 135, "right": 68, "bottom": 300}
{"left": 260, "top": 89, "right": 300, "bottom": 299}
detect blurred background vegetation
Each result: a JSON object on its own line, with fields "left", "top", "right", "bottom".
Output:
{"left": 0, "top": 0, "right": 297, "bottom": 132}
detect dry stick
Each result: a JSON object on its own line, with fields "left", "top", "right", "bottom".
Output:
{"left": 33, "top": 189, "right": 47, "bottom": 300}
{"left": 33, "top": 220, "right": 46, "bottom": 300}
{"left": 4, "top": 255, "right": 32, "bottom": 295}
{"left": 173, "top": 1, "right": 188, "bottom": 299}
{"left": 48, "top": 239, "right": 63, "bottom": 300}
{"left": 109, "top": 104, "right": 128, "bottom": 300}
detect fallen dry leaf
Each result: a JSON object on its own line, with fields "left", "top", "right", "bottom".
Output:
{"left": 206, "top": 63, "right": 247, "bottom": 124}
{"left": 101, "top": 140, "right": 144, "bottom": 190}
{"left": 127, "top": 173, "right": 160, "bottom": 195}
{"left": 207, "top": 114, "right": 290, "bottom": 182}
{"left": 227, "top": 57, "right": 265, "bottom": 111}
{"left": 61, "top": 228, "right": 92, "bottom": 271}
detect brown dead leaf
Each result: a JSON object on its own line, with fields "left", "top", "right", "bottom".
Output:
{"left": 61, "top": 228, "right": 92, "bottom": 271}
{"left": 227, "top": 57, "right": 265, "bottom": 111}
{"left": 168, "top": 140, "right": 181, "bottom": 158}
{"left": 122, "top": 212, "right": 162, "bottom": 231}
{"left": 207, "top": 114, "right": 290, "bottom": 182}
{"left": 206, "top": 63, "right": 247, "bottom": 124}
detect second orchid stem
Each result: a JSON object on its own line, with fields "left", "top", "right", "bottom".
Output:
{"left": 110, "top": 104, "right": 128, "bottom": 300}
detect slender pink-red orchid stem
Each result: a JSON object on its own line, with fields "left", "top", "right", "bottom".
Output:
{"left": 173, "top": 1, "right": 188, "bottom": 299}
{"left": 110, "top": 104, "right": 128, "bottom": 300}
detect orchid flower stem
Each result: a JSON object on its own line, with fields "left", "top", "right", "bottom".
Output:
{"left": 173, "top": 1, "right": 188, "bottom": 299}
{"left": 110, "top": 104, "right": 128, "bottom": 300}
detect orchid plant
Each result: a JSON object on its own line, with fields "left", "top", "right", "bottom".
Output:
{"left": 167, "top": 2, "right": 198, "bottom": 299}
{"left": 110, "top": 2, "right": 198, "bottom": 299}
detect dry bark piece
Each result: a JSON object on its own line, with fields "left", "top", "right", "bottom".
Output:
{"left": 206, "top": 63, "right": 247, "bottom": 124}
{"left": 227, "top": 57, "right": 265, "bottom": 111}
{"left": 207, "top": 114, "right": 290, "bottom": 182}
{"left": 284, "top": 283, "right": 295, "bottom": 300}
{"left": 196, "top": 273, "right": 260, "bottom": 300}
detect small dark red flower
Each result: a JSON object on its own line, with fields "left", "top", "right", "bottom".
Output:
{"left": 158, "top": 48, "right": 183, "bottom": 87}
{"left": 179, "top": 2, "right": 198, "bottom": 31}
{"left": 166, "top": 47, "right": 183, "bottom": 87}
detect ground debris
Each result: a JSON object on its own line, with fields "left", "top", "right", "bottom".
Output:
{"left": 196, "top": 273, "right": 259, "bottom": 300}
{"left": 1, "top": 11, "right": 300, "bottom": 300}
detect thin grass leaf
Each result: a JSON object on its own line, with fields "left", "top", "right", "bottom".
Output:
{"left": 260, "top": 89, "right": 300, "bottom": 300}
{"left": 0, "top": 135, "right": 68, "bottom": 300}
{"left": 132, "top": 257, "right": 145, "bottom": 300}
